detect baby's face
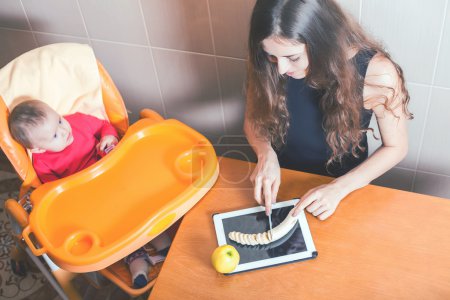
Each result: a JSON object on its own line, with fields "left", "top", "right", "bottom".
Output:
{"left": 29, "top": 105, "right": 73, "bottom": 152}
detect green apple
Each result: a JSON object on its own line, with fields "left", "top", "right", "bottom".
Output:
{"left": 211, "top": 244, "right": 240, "bottom": 273}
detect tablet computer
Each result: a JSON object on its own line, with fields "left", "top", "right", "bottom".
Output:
{"left": 213, "top": 199, "right": 317, "bottom": 274}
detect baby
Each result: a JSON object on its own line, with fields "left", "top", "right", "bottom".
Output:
{"left": 8, "top": 99, "right": 169, "bottom": 288}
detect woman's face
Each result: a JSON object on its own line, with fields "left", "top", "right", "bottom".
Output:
{"left": 262, "top": 37, "right": 309, "bottom": 79}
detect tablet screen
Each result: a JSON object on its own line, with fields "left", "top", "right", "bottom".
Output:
{"left": 222, "top": 205, "right": 306, "bottom": 264}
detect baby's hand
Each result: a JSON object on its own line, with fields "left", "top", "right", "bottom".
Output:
{"left": 97, "top": 135, "right": 118, "bottom": 153}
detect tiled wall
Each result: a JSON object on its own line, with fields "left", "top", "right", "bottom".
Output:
{"left": 1, "top": 0, "right": 450, "bottom": 199}
{"left": 0, "top": 0, "right": 255, "bottom": 143}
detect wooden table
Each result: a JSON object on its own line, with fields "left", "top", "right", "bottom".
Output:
{"left": 149, "top": 157, "right": 450, "bottom": 299}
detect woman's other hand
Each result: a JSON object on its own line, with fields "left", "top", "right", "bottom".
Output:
{"left": 250, "top": 147, "right": 281, "bottom": 215}
{"left": 292, "top": 181, "right": 348, "bottom": 220}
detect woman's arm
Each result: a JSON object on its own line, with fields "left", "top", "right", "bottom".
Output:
{"left": 293, "top": 54, "right": 409, "bottom": 220}
{"left": 333, "top": 101, "right": 408, "bottom": 192}
{"left": 244, "top": 116, "right": 281, "bottom": 215}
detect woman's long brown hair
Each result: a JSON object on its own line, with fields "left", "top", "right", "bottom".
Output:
{"left": 247, "top": 0, "right": 412, "bottom": 165}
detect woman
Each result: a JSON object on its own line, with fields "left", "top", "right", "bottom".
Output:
{"left": 245, "top": 0, "right": 412, "bottom": 220}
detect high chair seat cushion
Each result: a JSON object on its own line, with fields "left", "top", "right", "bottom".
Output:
{"left": 0, "top": 43, "right": 105, "bottom": 118}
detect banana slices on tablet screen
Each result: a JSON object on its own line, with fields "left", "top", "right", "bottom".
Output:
{"left": 228, "top": 208, "right": 298, "bottom": 246}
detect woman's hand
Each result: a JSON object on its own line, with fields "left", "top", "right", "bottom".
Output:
{"left": 97, "top": 135, "right": 118, "bottom": 152}
{"left": 251, "top": 148, "right": 281, "bottom": 215}
{"left": 292, "top": 181, "right": 348, "bottom": 220}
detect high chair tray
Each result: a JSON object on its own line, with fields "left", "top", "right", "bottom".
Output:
{"left": 23, "top": 117, "right": 219, "bottom": 272}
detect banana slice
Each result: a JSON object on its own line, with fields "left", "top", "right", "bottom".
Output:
{"left": 228, "top": 208, "right": 298, "bottom": 246}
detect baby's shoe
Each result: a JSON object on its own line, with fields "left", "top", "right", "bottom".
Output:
{"left": 127, "top": 250, "right": 150, "bottom": 289}
{"left": 133, "top": 272, "right": 148, "bottom": 289}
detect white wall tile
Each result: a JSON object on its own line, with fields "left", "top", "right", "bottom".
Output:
{"left": 216, "top": 58, "right": 246, "bottom": 135}
{"left": 367, "top": 113, "right": 381, "bottom": 157}
{"left": 22, "top": 0, "right": 87, "bottom": 37}
{"left": 0, "top": 28, "right": 37, "bottom": 67}
{"left": 209, "top": 0, "right": 255, "bottom": 58}
{"left": 335, "top": 0, "right": 361, "bottom": 21}
{"left": 417, "top": 88, "right": 450, "bottom": 175}
{"left": 435, "top": 3, "right": 450, "bottom": 88}
{"left": 398, "top": 83, "right": 430, "bottom": 169}
{"left": 152, "top": 48, "right": 225, "bottom": 142}
{"left": 413, "top": 171, "right": 450, "bottom": 199}
{"left": 141, "top": 0, "right": 214, "bottom": 54}
{"left": 361, "top": 0, "right": 446, "bottom": 84}
{"left": 0, "top": 0, "right": 30, "bottom": 30}
{"left": 91, "top": 41, "right": 163, "bottom": 123}
{"left": 78, "top": 0, "right": 147, "bottom": 45}
{"left": 372, "top": 167, "right": 415, "bottom": 192}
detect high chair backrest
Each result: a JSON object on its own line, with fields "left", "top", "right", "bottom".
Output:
{"left": 0, "top": 43, "right": 128, "bottom": 189}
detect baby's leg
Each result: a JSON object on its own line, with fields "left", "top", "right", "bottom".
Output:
{"left": 150, "top": 232, "right": 172, "bottom": 256}
{"left": 124, "top": 248, "right": 150, "bottom": 289}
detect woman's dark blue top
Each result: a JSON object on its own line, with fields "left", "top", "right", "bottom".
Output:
{"left": 277, "top": 50, "right": 376, "bottom": 177}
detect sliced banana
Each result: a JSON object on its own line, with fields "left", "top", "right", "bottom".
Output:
{"left": 228, "top": 208, "right": 298, "bottom": 246}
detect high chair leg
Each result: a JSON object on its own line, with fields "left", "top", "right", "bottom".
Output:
{"left": 52, "top": 268, "right": 82, "bottom": 300}
{"left": 44, "top": 254, "right": 82, "bottom": 300}
{"left": 24, "top": 249, "right": 74, "bottom": 300}
{"left": 6, "top": 198, "right": 82, "bottom": 299}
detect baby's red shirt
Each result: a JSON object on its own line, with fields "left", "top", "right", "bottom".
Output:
{"left": 32, "top": 112, "right": 118, "bottom": 183}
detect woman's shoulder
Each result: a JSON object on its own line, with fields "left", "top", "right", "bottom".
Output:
{"left": 363, "top": 52, "right": 403, "bottom": 110}
{"left": 365, "top": 53, "right": 400, "bottom": 88}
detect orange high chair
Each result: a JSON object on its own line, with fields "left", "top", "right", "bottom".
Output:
{"left": 0, "top": 43, "right": 219, "bottom": 299}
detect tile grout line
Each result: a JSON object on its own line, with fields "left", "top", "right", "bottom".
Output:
{"left": 431, "top": 85, "right": 450, "bottom": 90}
{"left": 19, "top": 0, "right": 38, "bottom": 47}
{"left": 151, "top": 45, "right": 246, "bottom": 61}
{"left": 0, "top": 26, "right": 90, "bottom": 42}
{"left": 409, "top": 81, "right": 432, "bottom": 190}
{"left": 410, "top": 0, "right": 449, "bottom": 192}
{"left": 214, "top": 54, "right": 246, "bottom": 62}
{"left": 87, "top": 37, "right": 147, "bottom": 48}
{"left": 393, "top": 166, "right": 416, "bottom": 172}
{"left": 206, "top": 0, "right": 228, "bottom": 135}
{"left": 74, "top": 0, "right": 93, "bottom": 47}
{"left": 137, "top": 0, "right": 168, "bottom": 118}
{"left": 358, "top": 0, "right": 362, "bottom": 24}
{"left": 407, "top": 81, "right": 450, "bottom": 91}
{"left": 415, "top": 169, "right": 450, "bottom": 178}
{"left": 391, "top": 166, "right": 450, "bottom": 188}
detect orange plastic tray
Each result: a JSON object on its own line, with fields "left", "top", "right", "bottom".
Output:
{"left": 22, "top": 118, "right": 219, "bottom": 272}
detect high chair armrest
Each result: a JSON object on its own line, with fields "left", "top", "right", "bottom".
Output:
{"left": 5, "top": 199, "right": 28, "bottom": 229}
{"left": 22, "top": 225, "right": 46, "bottom": 256}
{"left": 139, "top": 109, "right": 164, "bottom": 122}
